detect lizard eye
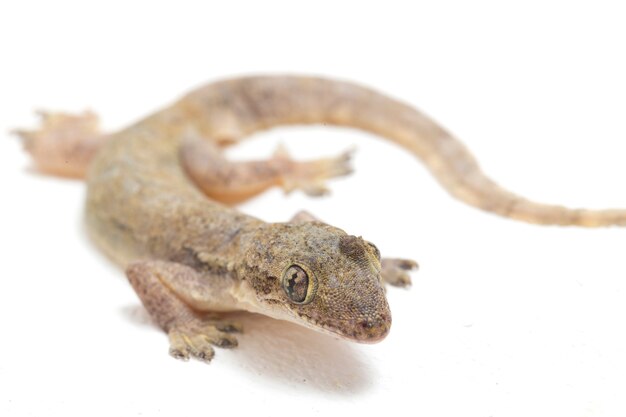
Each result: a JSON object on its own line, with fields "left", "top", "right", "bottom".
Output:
{"left": 282, "top": 264, "right": 316, "bottom": 304}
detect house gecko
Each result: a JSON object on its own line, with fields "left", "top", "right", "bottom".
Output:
{"left": 15, "top": 76, "right": 625, "bottom": 362}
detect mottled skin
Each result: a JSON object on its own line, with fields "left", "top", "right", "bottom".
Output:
{"left": 16, "top": 75, "right": 625, "bottom": 362}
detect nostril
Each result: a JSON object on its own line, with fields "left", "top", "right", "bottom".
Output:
{"left": 360, "top": 316, "right": 390, "bottom": 330}
{"left": 360, "top": 319, "right": 374, "bottom": 329}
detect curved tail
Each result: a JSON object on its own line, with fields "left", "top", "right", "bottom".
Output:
{"left": 183, "top": 76, "right": 625, "bottom": 227}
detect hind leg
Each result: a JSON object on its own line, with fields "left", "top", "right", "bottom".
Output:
{"left": 181, "top": 132, "right": 354, "bottom": 204}
{"left": 380, "top": 258, "right": 419, "bottom": 287}
{"left": 13, "top": 111, "right": 108, "bottom": 178}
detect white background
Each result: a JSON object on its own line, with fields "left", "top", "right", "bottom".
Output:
{"left": 1, "top": 1, "right": 626, "bottom": 416}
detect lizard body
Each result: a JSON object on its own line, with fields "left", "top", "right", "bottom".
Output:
{"left": 16, "top": 75, "right": 626, "bottom": 362}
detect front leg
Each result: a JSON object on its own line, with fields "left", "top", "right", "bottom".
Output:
{"left": 126, "top": 260, "right": 241, "bottom": 363}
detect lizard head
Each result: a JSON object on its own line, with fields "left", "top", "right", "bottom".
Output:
{"left": 244, "top": 221, "right": 391, "bottom": 343}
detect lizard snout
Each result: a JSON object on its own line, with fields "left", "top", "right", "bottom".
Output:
{"left": 353, "top": 312, "right": 391, "bottom": 343}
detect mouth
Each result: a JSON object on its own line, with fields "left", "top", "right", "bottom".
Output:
{"left": 297, "top": 311, "right": 392, "bottom": 343}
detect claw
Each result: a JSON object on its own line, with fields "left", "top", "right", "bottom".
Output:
{"left": 215, "top": 321, "right": 243, "bottom": 333}
{"left": 277, "top": 144, "right": 355, "bottom": 197}
{"left": 213, "top": 335, "right": 238, "bottom": 348}
{"left": 166, "top": 320, "right": 241, "bottom": 363}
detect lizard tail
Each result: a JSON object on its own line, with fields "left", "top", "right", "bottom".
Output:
{"left": 184, "top": 76, "right": 624, "bottom": 227}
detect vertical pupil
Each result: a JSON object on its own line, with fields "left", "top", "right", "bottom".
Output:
{"left": 285, "top": 265, "right": 309, "bottom": 302}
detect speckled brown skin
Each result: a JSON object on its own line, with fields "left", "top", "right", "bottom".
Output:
{"left": 16, "top": 75, "right": 626, "bottom": 362}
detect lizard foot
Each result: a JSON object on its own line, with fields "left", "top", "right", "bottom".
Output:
{"left": 275, "top": 144, "right": 355, "bottom": 197}
{"left": 12, "top": 110, "right": 103, "bottom": 178}
{"left": 167, "top": 318, "right": 241, "bottom": 363}
{"left": 381, "top": 258, "right": 419, "bottom": 288}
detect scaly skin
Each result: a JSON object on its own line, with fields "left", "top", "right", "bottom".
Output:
{"left": 16, "top": 75, "right": 626, "bottom": 362}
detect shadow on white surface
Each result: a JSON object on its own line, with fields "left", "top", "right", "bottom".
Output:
{"left": 121, "top": 305, "right": 375, "bottom": 395}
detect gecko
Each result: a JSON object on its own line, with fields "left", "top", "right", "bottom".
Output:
{"left": 15, "top": 75, "right": 626, "bottom": 363}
